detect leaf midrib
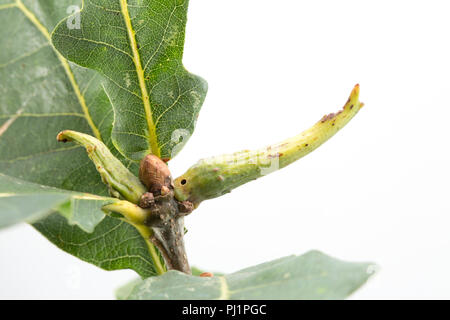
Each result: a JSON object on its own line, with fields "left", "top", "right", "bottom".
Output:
{"left": 119, "top": 0, "right": 160, "bottom": 158}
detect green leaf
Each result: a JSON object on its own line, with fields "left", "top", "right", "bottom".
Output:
{"left": 52, "top": 0, "right": 207, "bottom": 161}
{"left": 118, "top": 251, "right": 376, "bottom": 300}
{"left": 0, "top": 0, "right": 164, "bottom": 275}
{"left": 0, "top": 173, "right": 116, "bottom": 232}
{"left": 116, "top": 266, "right": 224, "bottom": 299}
{"left": 116, "top": 277, "right": 143, "bottom": 300}
{"left": 0, "top": 0, "right": 137, "bottom": 195}
{"left": 34, "top": 212, "right": 163, "bottom": 278}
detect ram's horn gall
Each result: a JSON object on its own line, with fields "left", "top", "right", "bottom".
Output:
{"left": 173, "top": 84, "right": 364, "bottom": 206}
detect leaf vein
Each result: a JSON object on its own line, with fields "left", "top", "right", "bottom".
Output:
{"left": 119, "top": 0, "right": 159, "bottom": 156}
{"left": 15, "top": 0, "right": 102, "bottom": 141}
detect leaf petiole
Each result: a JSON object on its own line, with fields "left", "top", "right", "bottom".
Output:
{"left": 102, "top": 201, "right": 166, "bottom": 275}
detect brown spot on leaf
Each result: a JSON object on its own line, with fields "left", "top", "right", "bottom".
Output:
{"left": 200, "top": 272, "right": 214, "bottom": 277}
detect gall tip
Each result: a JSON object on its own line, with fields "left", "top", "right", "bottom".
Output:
{"left": 56, "top": 131, "right": 70, "bottom": 143}
{"left": 351, "top": 84, "right": 360, "bottom": 98}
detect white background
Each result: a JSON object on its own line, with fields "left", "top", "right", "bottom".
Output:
{"left": 1, "top": 0, "right": 450, "bottom": 299}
